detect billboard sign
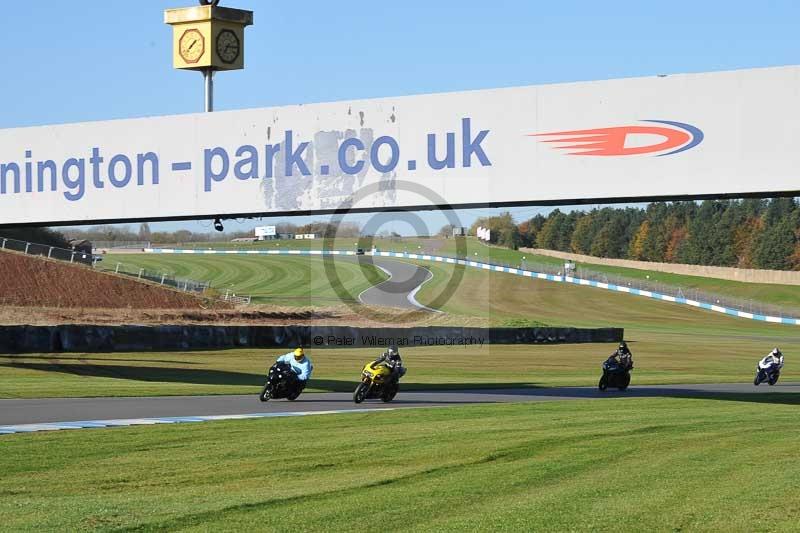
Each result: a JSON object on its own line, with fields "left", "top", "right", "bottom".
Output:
{"left": 1, "top": 65, "right": 799, "bottom": 226}
{"left": 254, "top": 225, "right": 276, "bottom": 237}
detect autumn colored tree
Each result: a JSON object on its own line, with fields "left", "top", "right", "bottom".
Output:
{"left": 628, "top": 220, "right": 649, "bottom": 260}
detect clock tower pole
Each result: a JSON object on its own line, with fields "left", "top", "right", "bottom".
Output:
{"left": 164, "top": 0, "right": 253, "bottom": 113}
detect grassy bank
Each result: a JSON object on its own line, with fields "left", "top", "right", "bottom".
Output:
{"left": 109, "top": 240, "right": 800, "bottom": 310}
{"left": 102, "top": 254, "right": 387, "bottom": 305}
{"left": 438, "top": 238, "right": 800, "bottom": 310}
{"left": 2, "top": 398, "right": 799, "bottom": 530}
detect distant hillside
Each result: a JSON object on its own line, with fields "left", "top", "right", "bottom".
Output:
{"left": 0, "top": 250, "right": 216, "bottom": 310}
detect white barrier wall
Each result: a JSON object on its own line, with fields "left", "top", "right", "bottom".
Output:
{"left": 1, "top": 65, "right": 799, "bottom": 226}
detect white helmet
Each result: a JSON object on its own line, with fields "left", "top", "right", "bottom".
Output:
{"left": 772, "top": 348, "right": 782, "bottom": 357}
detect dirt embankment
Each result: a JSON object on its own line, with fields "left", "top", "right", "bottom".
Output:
{"left": 0, "top": 250, "right": 221, "bottom": 310}
{"left": 0, "top": 304, "right": 473, "bottom": 327}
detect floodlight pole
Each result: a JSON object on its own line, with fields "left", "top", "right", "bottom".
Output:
{"left": 203, "top": 69, "right": 214, "bottom": 112}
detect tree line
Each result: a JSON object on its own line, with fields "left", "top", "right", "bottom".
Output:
{"left": 0, "top": 220, "right": 362, "bottom": 249}
{"left": 472, "top": 198, "right": 800, "bottom": 270}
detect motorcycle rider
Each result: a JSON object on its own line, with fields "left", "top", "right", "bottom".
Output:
{"left": 275, "top": 347, "right": 314, "bottom": 387}
{"left": 369, "top": 345, "right": 406, "bottom": 383}
{"left": 758, "top": 348, "right": 784, "bottom": 372}
{"left": 605, "top": 341, "right": 634, "bottom": 372}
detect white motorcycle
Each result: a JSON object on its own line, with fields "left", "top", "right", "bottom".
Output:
{"left": 754, "top": 356, "right": 783, "bottom": 386}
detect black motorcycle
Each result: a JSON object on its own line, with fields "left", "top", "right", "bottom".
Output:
{"left": 598, "top": 359, "right": 632, "bottom": 391}
{"left": 259, "top": 362, "right": 304, "bottom": 402}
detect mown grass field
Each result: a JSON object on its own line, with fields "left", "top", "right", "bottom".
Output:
{"left": 103, "top": 254, "right": 387, "bottom": 305}
{"left": 110, "top": 238, "right": 800, "bottom": 311}
{"left": 2, "top": 334, "right": 798, "bottom": 398}
{"left": 2, "top": 398, "right": 800, "bottom": 531}
{"left": 437, "top": 237, "right": 800, "bottom": 310}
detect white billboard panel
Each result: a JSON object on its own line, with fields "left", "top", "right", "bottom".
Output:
{"left": 254, "top": 225, "right": 276, "bottom": 237}
{"left": 1, "top": 65, "right": 799, "bottom": 226}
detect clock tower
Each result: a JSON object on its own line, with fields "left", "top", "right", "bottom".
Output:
{"left": 165, "top": 3, "right": 252, "bottom": 71}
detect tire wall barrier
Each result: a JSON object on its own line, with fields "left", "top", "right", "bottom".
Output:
{"left": 0, "top": 325, "right": 623, "bottom": 354}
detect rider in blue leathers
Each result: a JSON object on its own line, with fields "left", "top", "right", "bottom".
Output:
{"left": 276, "top": 347, "right": 314, "bottom": 383}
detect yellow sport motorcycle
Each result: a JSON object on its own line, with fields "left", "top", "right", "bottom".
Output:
{"left": 353, "top": 362, "right": 399, "bottom": 404}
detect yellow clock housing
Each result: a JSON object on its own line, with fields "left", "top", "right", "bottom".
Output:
{"left": 165, "top": 5, "right": 253, "bottom": 71}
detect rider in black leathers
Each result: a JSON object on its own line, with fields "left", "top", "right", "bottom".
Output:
{"left": 369, "top": 345, "right": 406, "bottom": 383}
{"left": 605, "top": 341, "right": 634, "bottom": 373}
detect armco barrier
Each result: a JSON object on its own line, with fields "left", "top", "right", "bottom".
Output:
{"left": 0, "top": 325, "right": 622, "bottom": 353}
{"left": 144, "top": 248, "right": 800, "bottom": 325}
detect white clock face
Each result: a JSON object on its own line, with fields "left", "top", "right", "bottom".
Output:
{"left": 216, "top": 29, "right": 240, "bottom": 64}
{"left": 179, "top": 29, "right": 204, "bottom": 64}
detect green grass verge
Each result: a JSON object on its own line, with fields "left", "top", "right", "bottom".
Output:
{"left": 2, "top": 335, "right": 798, "bottom": 399}
{"left": 112, "top": 237, "right": 800, "bottom": 312}
{"left": 2, "top": 398, "right": 800, "bottom": 530}
{"left": 412, "top": 260, "right": 800, "bottom": 335}
{"left": 437, "top": 238, "right": 800, "bottom": 311}
{"left": 102, "top": 255, "right": 387, "bottom": 305}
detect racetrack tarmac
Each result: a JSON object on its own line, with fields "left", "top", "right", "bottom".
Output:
{"left": 2, "top": 382, "right": 798, "bottom": 426}
{"left": 358, "top": 258, "right": 434, "bottom": 310}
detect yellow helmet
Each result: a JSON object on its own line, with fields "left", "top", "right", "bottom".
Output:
{"left": 293, "top": 347, "right": 305, "bottom": 360}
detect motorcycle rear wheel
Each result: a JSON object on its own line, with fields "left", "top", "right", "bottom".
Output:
{"left": 286, "top": 389, "right": 302, "bottom": 401}
{"left": 353, "top": 382, "right": 369, "bottom": 404}
{"left": 618, "top": 373, "right": 631, "bottom": 391}
{"left": 382, "top": 384, "right": 398, "bottom": 403}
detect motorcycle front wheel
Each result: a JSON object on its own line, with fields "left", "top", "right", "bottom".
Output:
{"left": 259, "top": 383, "right": 271, "bottom": 402}
{"left": 598, "top": 374, "right": 608, "bottom": 391}
{"left": 353, "top": 381, "right": 369, "bottom": 404}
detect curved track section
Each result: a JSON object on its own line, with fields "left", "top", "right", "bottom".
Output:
{"left": 2, "top": 383, "right": 798, "bottom": 430}
{"left": 357, "top": 258, "right": 435, "bottom": 311}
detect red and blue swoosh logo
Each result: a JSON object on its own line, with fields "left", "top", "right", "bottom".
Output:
{"left": 532, "top": 120, "right": 704, "bottom": 156}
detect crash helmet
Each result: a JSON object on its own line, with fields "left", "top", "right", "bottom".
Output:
{"left": 385, "top": 345, "right": 400, "bottom": 359}
{"left": 293, "top": 347, "right": 305, "bottom": 360}
{"left": 618, "top": 341, "right": 628, "bottom": 351}
{"left": 772, "top": 348, "right": 782, "bottom": 357}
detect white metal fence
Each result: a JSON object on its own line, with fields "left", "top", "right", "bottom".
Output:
{"left": 0, "top": 237, "right": 252, "bottom": 305}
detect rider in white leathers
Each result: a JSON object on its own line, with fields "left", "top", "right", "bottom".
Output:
{"left": 758, "top": 348, "right": 784, "bottom": 372}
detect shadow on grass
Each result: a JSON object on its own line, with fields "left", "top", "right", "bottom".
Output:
{"left": 0, "top": 362, "right": 263, "bottom": 386}
{"left": 0, "top": 355, "right": 202, "bottom": 365}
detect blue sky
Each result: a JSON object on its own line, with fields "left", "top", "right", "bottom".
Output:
{"left": 2, "top": 0, "right": 798, "bottom": 235}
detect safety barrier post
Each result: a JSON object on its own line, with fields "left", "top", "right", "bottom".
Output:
{"left": 115, "top": 263, "right": 121, "bottom": 273}
{"left": 70, "top": 252, "right": 75, "bottom": 263}
{"left": 48, "top": 247, "right": 53, "bottom": 258}
{"left": 24, "top": 243, "right": 30, "bottom": 254}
